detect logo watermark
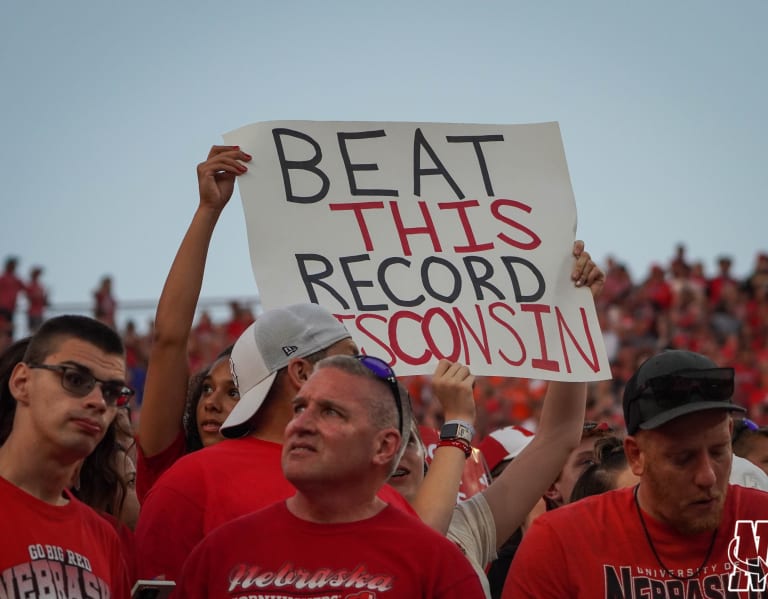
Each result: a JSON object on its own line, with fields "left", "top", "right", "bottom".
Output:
{"left": 727, "top": 520, "right": 768, "bottom": 592}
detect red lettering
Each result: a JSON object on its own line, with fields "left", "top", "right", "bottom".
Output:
{"left": 329, "top": 202, "right": 385, "bottom": 252}
{"left": 521, "top": 304, "right": 559, "bottom": 372}
{"left": 555, "top": 306, "right": 600, "bottom": 374}
{"left": 389, "top": 200, "right": 442, "bottom": 256}
{"left": 488, "top": 302, "right": 526, "bottom": 366}
{"left": 354, "top": 313, "right": 395, "bottom": 363}
{"left": 437, "top": 200, "right": 494, "bottom": 253}
{"left": 422, "top": 308, "right": 461, "bottom": 362}
{"left": 452, "top": 305, "right": 492, "bottom": 365}
{"left": 388, "top": 311, "right": 431, "bottom": 365}
{"left": 491, "top": 199, "right": 541, "bottom": 250}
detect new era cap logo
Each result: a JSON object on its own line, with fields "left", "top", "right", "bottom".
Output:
{"left": 282, "top": 345, "right": 298, "bottom": 356}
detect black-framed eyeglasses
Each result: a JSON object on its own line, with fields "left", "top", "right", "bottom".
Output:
{"left": 354, "top": 355, "right": 404, "bottom": 435}
{"left": 28, "top": 363, "right": 135, "bottom": 408}
{"left": 635, "top": 368, "right": 735, "bottom": 405}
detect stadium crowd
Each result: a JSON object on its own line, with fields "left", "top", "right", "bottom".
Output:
{"left": 4, "top": 244, "right": 767, "bottom": 434}
{"left": 1, "top": 145, "right": 766, "bottom": 597}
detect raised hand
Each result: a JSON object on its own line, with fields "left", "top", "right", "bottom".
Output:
{"left": 196, "top": 145, "right": 252, "bottom": 211}
{"left": 571, "top": 240, "right": 605, "bottom": 299}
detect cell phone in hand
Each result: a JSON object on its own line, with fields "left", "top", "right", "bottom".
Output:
{"left": 130, "top": 579, "right": 176, "bottom": 599}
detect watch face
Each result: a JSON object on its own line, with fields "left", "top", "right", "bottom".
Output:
{"left": 440, "top": 422, "right": 473, "bottom": 443}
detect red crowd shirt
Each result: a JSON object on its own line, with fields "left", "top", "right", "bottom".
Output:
{"left": 0, "top": 476, "right": 130, "bottom": 599}
{"left": 135, "top": 436, "right": 418, "bottom": 584}
{"left": 135, "top": 430, "right": 186, "bottom": 504}
{"left": 503, "top": 485, "right": 768, "bottom": 598}
{"left": 177, "top": 501, "right": 485, "bottom": 598}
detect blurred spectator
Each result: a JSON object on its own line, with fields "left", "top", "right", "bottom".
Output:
{"left": 732, "top": 418, "right": 768, "bottom": 476}
{"left": 598, "top": 257, "right": 632, "bottom": 309}
{"left": 745, "top": 252, "right": 768, "bottom": 299}
{"left": 94, "top": 275, "right": 117, "bottom": 329}
{"left": 26, "top": 266, "right": 48, "bottom": 333}
{"left": 225, "top": 300, "right": 254, "bottom": 344}
{"left": 0, "top": 256, "right": 26, "bottom": 335}
{"left": 707, "top": 255, "right": 738, "bottom": 307}
{"left": 122, "top": 320, "right": 148, "bottom": 411}
{"left": 668, "top": 242, "right": 690, "bottom": 275}
{"left": 569, "top": 436, "right": 637, "bottom": 503}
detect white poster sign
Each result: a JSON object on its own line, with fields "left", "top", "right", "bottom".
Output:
{"left": 224, "top": 120, "right": 609, "bottom": 380}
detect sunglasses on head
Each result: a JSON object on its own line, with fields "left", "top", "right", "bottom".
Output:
{"left": 28, "top": 362, "right": 135, "bottom": 408}
{"left": 583, "top": 421, "right": 614, "bottom": 436}
{"left": 732, "top": 417, "right": 761, "bottom": 442}
{"left": 635, "top": 368, "right": 734, "bottom": 405}
{"left": 354, "top": 355, "right": 404, "bottom": 435}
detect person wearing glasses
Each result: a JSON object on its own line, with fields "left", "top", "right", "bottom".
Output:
{"left": 503, "top": 349, "right": 768, "bottom": 598}
{"left": 176, "top": 354, "right": 485, "bottom": 597}
{"left": 135, "top": 303, "right": 415, "bottom": 584}
{"left": 0, "top": 315, "right": 132, "bottom": 597}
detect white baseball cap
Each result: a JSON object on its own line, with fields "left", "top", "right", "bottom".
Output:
{"left": 220, "top": 303, "right": 351, "bottom": 438}
{"left": 477, "top": 425, "right": 535, "bottom": 472}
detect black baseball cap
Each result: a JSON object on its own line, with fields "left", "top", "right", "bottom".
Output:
{"left": 623, "top": 350, "right": 745, "bottom": 435}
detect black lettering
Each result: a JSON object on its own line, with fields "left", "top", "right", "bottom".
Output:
{"left": 701, "top": 573, "right": 724, "bottom": 599}
{"left": 295, "top": 254, "right": 350, "bottom": 309}
{"left": 667, "top": 579, "right": 686, "bottom": 599}
{"left": 685, "top": 578, "right": 705, "bottom": 599}
{"left": 413, "top": 128, "right": 464, "bottom": 199}
{"left": 421, "top": 257, "right": 461, "bottom": 303}
{"left": 501, "top": 256, "right": 545, "bottom": 302}
{"left": 462, "top": 256, "right": 505, "bottom": 301}
{"left": 339, "top": 254, "right": 388, "bottom": 311}
{"left": 649, "top": 579, "right": 666, "bottom": 599}
{"left": 446, "top": 134, "right": 504, "bottom": 196}
{"left": 337, "top": 130, "right": 398, "bottom": 197}
{"left": 603, "top": 565, "right": 632, "bottom": 599}
{"left": 377, "top": 258, "right": 424, "bottom": 307}
{"left": 273, "top": 128, "right": 330, "bottom": 204}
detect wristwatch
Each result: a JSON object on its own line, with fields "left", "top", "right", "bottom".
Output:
{"left": 439, "top": 421, "right": 474, "bottom": 444}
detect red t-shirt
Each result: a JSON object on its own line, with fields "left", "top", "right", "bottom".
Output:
{"left": 135, "top": 437, "right": 417, "bottom": 584}
{"left": 135, "top": 430, "right": 186, "bottom": 504}
{"left": 503, "top": 485, "right": 768, "bottom": 598}
{"left": 177, "top": 501, "right": 484, "bottom": 598}
{"left": 0, "top": 476, "right": 130, "bottom": 598}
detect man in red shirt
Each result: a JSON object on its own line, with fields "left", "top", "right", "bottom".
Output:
{"left": 0, "top": 257, "right": 26, "bottom": 336}
{"left": 0, "top": 315, "right": 132, "bottom": 597}
{"left": 503, "top": 350, "right": 768, "bottom": 598}
{"left": 135, "top": 303, "right": 413, "bottom": 583}
{"left": 177, "top": 354, "right": 484, "bottom": 597}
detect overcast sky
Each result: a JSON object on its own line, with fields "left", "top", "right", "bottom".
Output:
{"left": 2, "top": 0, "right": 766, "bottom": 332}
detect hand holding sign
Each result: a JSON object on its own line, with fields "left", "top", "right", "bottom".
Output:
{"left": 224, "top": 120, "right": 610, "bottom": 380}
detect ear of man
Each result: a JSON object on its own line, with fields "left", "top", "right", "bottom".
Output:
{"left": 285, "top": 358, "right": 314, "bottom": 390}
{"left": 9, "top": 363, "right": 31, "bottom": 407}
{"left": 624, "top": 436, "right": 645, "bottom": 477}
{"left": 371, "top": 429, "right": 401, "bottom": 468}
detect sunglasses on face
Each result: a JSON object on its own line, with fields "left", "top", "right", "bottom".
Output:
{"left": 635, "top": 368, "right": 734, "bottom": 405}
{"left": 28, "top": 362, "right": 135, "bottom": 408}
{"left": 354, "top": 355, "right": 404, "bottom": 435}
